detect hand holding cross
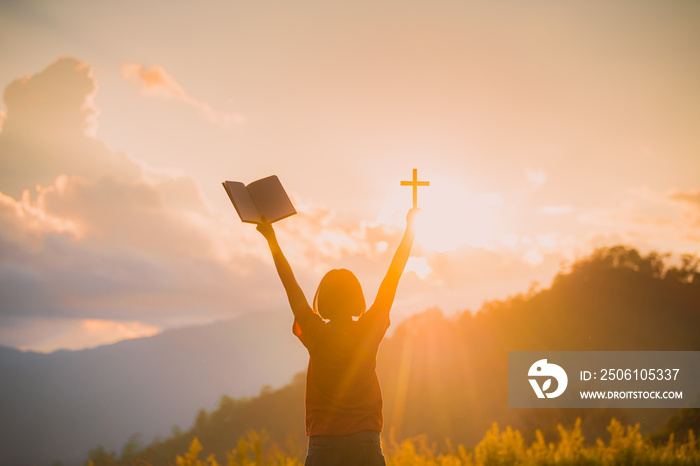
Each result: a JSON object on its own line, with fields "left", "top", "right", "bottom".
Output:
{"left": 400, "top": 168, "right": 429, "bottom": 209}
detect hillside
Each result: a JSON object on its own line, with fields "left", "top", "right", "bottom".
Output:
{"left": 378, "top": 246, "right": 700, "bottom": 445}
{"left": 106, "top": 245, "right": 700, "bottom": 464}
{"left": 0, "top": 312, "right": 307, "bottom": 466}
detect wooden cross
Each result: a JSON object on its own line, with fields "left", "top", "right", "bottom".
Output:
{"left": 400, "top": 168, "right": 430, "bottom": 209}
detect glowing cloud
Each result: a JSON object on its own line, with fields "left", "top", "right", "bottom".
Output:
{"left": 669, "top": 189, "right": 700, "bottom": 208}
{"left": 0, "top": 58, "right": 262, "bottom": 352}
{"left": 29, "top": 319, "right": 161, "bottom": 353}
{"left": 121, "top": 62, "right": 244, "bottom": 124}
{"left": 121, "top": 62, "right": 189, "bottom": 100}
{"left": 0, "top": 57, "right": 139, "bottom": 199}
{"left": 405, "top": 257, "right": 432, "bottom": 279}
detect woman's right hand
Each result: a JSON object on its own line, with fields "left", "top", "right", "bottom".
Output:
{"left": 406, "top": 208, "right": 421, "bottom": 228}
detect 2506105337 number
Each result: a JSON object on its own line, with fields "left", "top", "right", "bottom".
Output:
{"left": 599, "top": 368, "right": 679, "bottom": 381}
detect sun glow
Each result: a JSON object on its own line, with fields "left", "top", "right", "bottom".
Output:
{"left": 405, "top": 256, "right": 432, "bottom": 278}
{"left": 402, "top": 176, "right": 503, "bottom": 253}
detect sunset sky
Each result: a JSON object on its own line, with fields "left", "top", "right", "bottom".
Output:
{"left": 1, "top": 0, "right": 699, "bottom": 352}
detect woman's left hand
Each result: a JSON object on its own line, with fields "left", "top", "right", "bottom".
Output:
{"left": 256, "top": 217, "right": 276, "bottom": 241}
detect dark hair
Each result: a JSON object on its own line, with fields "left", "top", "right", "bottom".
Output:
{"left": 313, "top": 269, "right": 366, "bottom": 321}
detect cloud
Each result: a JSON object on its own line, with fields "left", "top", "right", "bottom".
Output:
{"left": 0, "top": 316, "right": 160, "bottom": 353}
{"left": 121, "top": 62, "right": 244, "bottom": 125}
{"left": 0, "top": 167, "right": 288, "bottom": 325}
{"left": 405, "top": 257, "right": 431, "bottom": 279}
{"left": 0, "top": 57, "right": 140, "bottom": 199}
{"left": 669, "top": 189, "right": 700, "bottom": 208}
{"left": 121, "top": 62, "right": 189, "bottom": 101}
{"left": 668, "top": 189, "right": 700, "bottom": 229}
{"left": 0, "top": 58, "right": 269, "bottom": 351}
{"left": 3, "top": 56, "right": 98, "bottom": 136}
{"left": 574, "top": 186, "right": 700, "bottom": 253}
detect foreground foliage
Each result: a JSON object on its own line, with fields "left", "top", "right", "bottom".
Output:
{"left": 88, "top": 417, "right": 699, "bottom": 466}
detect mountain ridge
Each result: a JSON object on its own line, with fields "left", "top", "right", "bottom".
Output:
{"left": 0, "top": 311, "right": 307, "bottom": 466}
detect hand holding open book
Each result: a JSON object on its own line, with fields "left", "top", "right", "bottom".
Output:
{"left": 222, "top": 175, "right": 297, "bottom": 224}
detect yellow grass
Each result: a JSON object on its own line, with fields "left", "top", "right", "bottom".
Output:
{"left": 94, "top": 417, "right": 698, "bottom": 466}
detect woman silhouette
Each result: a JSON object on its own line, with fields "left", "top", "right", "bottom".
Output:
{"left": 256, "top": 208, "right": 418, "bottom": 466}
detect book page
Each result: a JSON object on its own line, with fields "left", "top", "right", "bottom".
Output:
{"left": 222, "top": 181, "right": 261, "bottom": 223}
{"left": 246, "top": 175, "right": 296, "bottom": 223}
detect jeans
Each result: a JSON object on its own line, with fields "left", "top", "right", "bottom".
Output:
{"left": 304, "top": 430, "right": 386, "bottom": 466}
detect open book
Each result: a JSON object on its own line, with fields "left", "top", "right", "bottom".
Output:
{"left": 222, "top": 175, "right": 297, "bottom": 224}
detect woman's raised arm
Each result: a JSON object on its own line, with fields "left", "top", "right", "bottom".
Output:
{"left": 371, "top": 208, "right": 419, "bottom": 312}
{"left": 256, "top": 218, "right": 312, "bottom": 318}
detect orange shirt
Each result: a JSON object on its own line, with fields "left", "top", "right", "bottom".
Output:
{"left": 293, "top": 306, "right": 390, "bottom": 436}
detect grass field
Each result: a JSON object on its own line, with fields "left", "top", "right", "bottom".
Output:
{"left": 92, "top": 417, "right": 698, "bottom": 466}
